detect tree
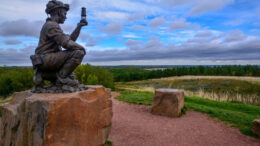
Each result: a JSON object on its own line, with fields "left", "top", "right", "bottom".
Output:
{"left": 87, "top": 74, "right": 99, "bottom": 85}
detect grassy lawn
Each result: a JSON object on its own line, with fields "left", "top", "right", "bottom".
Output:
{"left": 116, "top": 90, "right": 260, "bottom": 138}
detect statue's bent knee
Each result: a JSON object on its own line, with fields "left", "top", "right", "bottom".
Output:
{"left": 72, "top": 49, "right": 85, "bottom": 59}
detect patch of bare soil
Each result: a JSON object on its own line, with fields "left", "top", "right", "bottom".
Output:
{"left": 109, "top": 92, "right": 260, "bottom": 146}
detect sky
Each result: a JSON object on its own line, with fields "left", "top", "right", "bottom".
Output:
{"left": 0, "top": 0, "right": 260, "bottom": 66}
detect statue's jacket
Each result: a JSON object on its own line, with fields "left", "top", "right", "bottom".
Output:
{"left": 35, "top": 18, "right": 70, "bottom": 55}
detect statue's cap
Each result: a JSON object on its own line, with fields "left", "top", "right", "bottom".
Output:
{"left": 45, "top": 0, "right": 69, "bottom": 14}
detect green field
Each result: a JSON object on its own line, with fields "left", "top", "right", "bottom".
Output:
{"left": 116, "top": 76, "right": 260, "bottom": 105}
{"left": 116, "top": 90, "right": 260, "bottom": 138}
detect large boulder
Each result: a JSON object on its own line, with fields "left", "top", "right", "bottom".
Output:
{"left": 252, "top": 119, "right": 260, "bottom": 137}
{"left": 1, "top": 85, "right": 112, "bottom": 146}
{"left": 151, "top": 89, "right": 184, "bottom": 117}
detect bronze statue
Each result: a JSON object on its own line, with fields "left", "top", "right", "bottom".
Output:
{"left": 30, "top": 0, "right": 88, "bottom": 93}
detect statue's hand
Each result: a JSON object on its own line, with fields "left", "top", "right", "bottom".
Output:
{"left": 78, "top": 19, "right": 88, "bottom": 27}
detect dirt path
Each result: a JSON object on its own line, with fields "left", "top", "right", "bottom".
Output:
{"left": 109, "top": 92, "right": 260, "bottom": 146}
{"left": 1, "top": 93, "right": 259, "bottom": 145}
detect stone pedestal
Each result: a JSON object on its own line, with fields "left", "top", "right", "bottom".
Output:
{"left": 151, "top": 89, "right": 184, "bottom": 117}
{"left": 252, "top": 119, "right": 260, "bottom": 137}
{"left": 1, "top": 86, "right": 112, "bottom": 146}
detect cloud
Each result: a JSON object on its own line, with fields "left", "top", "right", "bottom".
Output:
{"left": 61, "top": 24, "right": 75, "bottom": 33}
{"left": 169, "top": 19, "right": 190, "bottom": 31}
{"left": 99, "top": 0, "right": 162, "bottom": 14}
{"left": 125, "top": 39, "right": 142, "bottom": 50}
{"left": 79, "top": 33, "right": 97, "bottom": 47}
{"left": 0, "top": 19, "right": 43, "bottom": 37}
{"left": 148, "top": 17, "right": 165, "bottom": 29}
{"left": 224, "top": 30, "right": 248, "bottom": 43}
{"left": 93, "top": 11, "right": 130, "bottom": 22}
{"left": 127, "top": 13, "right": 147, "bottom": 23}
{"left": 100, "top": 22, "right": 123, "bottom": 35}
{"left": 84, "top": 33, "right": 260, "bottom": 62}
{"left": 4, "top": 39, "right": 22, "bottom": 45}
{"left": 123, "top": 34, "right": 140, "bottom": 39}
{"left": 0, "top": 46, "right": 35, "bottom": 65}
{"left": 144, "top": 0, "right": 234, "bottom": 15}
{"left": 0, "top": 0, "right": 46, "bottom": 20}
{"left": 195, "top": 31, "right": 213, "bottom": 37}
{"left": 188, "top": 0, "right": 234, "bottom": 15}
{"left": 131, "top": 25, "right": 146, "bottom": 31}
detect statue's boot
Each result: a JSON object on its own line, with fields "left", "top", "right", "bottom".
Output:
{"left": 56, "top": 62, "right": 79, "bottom": 86}
{"left": 68, "top": 72, "right": 76, "bottom": 80}
{"left": 57, "top": 50, "right": 85, "bottom": 86}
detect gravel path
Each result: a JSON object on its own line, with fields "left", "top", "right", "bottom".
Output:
{"left": 109, "top": 92, "right": 260, "bottom": 146}
{"left": 0, "top": 93, "right": 259, "bottom": 145}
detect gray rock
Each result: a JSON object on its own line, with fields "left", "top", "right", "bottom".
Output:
{"left": 50, "top": 86, "right": 57, "bottom": 90}
{"left": 79, "top": 84, "right": 85, "bottom": 88}
{"left": 62, "top": 85, "right": 75, "bottom": 92}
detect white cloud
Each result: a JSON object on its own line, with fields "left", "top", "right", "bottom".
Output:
{"left": 169, "top": 19, "right": 190, "bottom": 31}
{"left": 100, "top": 22, "right": 123, "bottom": 35}
{"left": 127, "top": 13, "right": 147, "bottom": 23}
{"left": 195, "top": 31, "right": 213, "bottom": 37}
{"left": 79, "top": 33, "right": 97, "bottom": 47}
{"left": 0, "top": 0, "right": 46, "bottom": 21}
{"left": 0, "top": 46, "right": 35, "bottom": 66}
{"left": 0, "top": 19, "right": 43, "bottom": 37}
{"left": 224, "top": 30, "right": 248, "bottom": 43}
{"left": 144, "top": 0, "right": 234, "bottom": 15}
{"left": 84, "top": 30, "right": 260, "bottom": 63}
{"left": 148, "top": 17, "right": 165, "bottom": 29}
{"left": 125, "top": 39, "right": 141, "bottom": 47}
{"left": 131, "top": 25, "right": 146, "bottom": 31}
{"left": 123, "top": 34, "right": 141, "bottom": 39}
{"left": 93, "top": 11, "right": 130, "bottom": 22}
{"left": 188, "top": 0, "right": 234, "bottom": 15}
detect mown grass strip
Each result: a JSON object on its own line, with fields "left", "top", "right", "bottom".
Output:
{"left": 115, "top": 90, "right": 260, "bottom": 138}
{"left": 185, "top": 96, "right": 260, "bottom": 116}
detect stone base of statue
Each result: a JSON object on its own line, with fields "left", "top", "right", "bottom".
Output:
{"left": 31, "top": 83, "right": 88, "bottom": 93}
{"left": 1, "top": 86, "right": 112, "bottom": 146}
{"left": 151, "top": 89, "right": 184, "bottom": 117}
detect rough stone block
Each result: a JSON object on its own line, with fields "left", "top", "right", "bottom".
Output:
{"left": 151, "top": 89, "right": 184, "bottom": 117}
{"left": 252, "top": 119, "right": 260, "bottom": 137}
{"left": 1, "top": 85, "right": 112, "bottom": 146}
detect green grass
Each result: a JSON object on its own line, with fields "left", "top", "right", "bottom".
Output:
{"left": 116, "top": 78, "right": 260, "bottom": 105}
{"left": 116, "top": 90, "right": 260, "bottom": 138}
{"left": 105, "top": 140, "right": 113, "bottom": 146}
{"left": 116, "top": 90, "right": 154, "bottom": 105}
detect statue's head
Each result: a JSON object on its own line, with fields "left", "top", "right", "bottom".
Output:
{"left": 45, "top": 0, "right": 69, "bottom": 24}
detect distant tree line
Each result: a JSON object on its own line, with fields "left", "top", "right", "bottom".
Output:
{"left": 0, "top": 67, "right": 34, "bottom": 97}
{"left": 109, "top": 65, "right": 260, "bottom": 82}
{"left": 0, "top": 65, "right": 259, "bottom": 98}
{"left": 0, "top": 64, "right": 114, "bottom": 98}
